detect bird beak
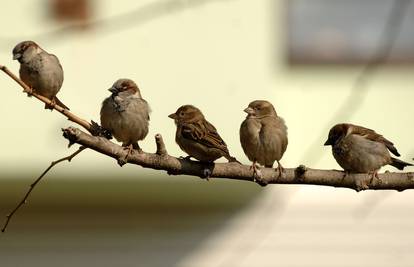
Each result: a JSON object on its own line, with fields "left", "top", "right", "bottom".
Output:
{"left": 13, "top": 53, "right": 22, "bottom": 60}
{"left": 244, "top": 107, "right": 254, "bottom": 115}
{"left": 324, "top": 139, "right": 331, "bottom": 146}
{"left": 108, "top": 87, "right": 118, "bottom": 95}
{"left": 168, "top": 113, "right": 177, "bottom": 119}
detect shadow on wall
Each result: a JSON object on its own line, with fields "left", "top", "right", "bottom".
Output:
{"left": 0, "top": 173, "right": 271, "bottom": 267}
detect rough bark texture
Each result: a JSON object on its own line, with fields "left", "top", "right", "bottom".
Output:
{"left": 63, "top": 127, "right": 414, "bottom": 192}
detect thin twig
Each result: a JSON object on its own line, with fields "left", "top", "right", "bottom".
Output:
{"left": 0, "top": 65, "right": 92, "bottom": 133}
{"left": 1, "top": 146, "right": 86, "bottom": 233}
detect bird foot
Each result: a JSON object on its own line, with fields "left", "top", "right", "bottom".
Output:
{"left": 250, "top": 163, "right": 267, "bottom": 186}
{"left": 179, "top": 155, "right": 192, "bottom": 161}
{"left": 132, "top": 143, "right": 143, "bottom": 154}
{"left": 276, "top": 161, "right": 285, "bottom": 179}
{"left": 341, "top": 171, "right": 350, "bottom": 182}
{"left": 117, "top": 144, "right": 134, "bottom": 166}
{"left": 203, "top": 168, "right": 212, "bottom": 181}
{"left": 369, "top": 170, "right": 381, "bottom": 185}
{"left": 117, "top": 158, "right": 128, "bottom": 167}
{"left": 25, "top": 86, "right": 34, "bottom": 97}
{"left": 355, "top": 178, "right": 370, "bottom": 192}
{"left": 354, "top": 171, "right": 378, "bottom": 192}
{"left": 44, "top": 97, "right": 57, "bottom": 110}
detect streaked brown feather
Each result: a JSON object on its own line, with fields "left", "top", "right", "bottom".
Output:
{"left": 181, "top": 119, "right": 230, "bottom": 156}
{"left": 349, "top": 124, "right": 400, "bottom": 156}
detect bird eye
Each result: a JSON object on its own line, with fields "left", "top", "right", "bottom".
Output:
{"left": 180, "top": 112, "right": 185, "bottom": 116}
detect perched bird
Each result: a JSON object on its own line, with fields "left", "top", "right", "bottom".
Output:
{"left": 100, "top": 79, "right": 150, "bottom": 163}
{"left": 240, "top": 100, "right": 288, "bottom": 180}
{"left": 324, "top": 123, "right": 412, "bottom": 179}
{"left": 12, "top": 40, "right": 69, "bottom": 110}
{"left": 168, "top": 105, "right": 238, "bottom": 164}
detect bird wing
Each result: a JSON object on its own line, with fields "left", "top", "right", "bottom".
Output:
{"left": 181, "top": 120, "right": 230, "bottom": 155}
{"left": 350, "top": 124, "right": 400, "bottom": 156}
{"left": 47, "top": 53, "right": 63, "bottom": 73}
{"left": 141, "top": 98, "right": 151, "bottom": 121}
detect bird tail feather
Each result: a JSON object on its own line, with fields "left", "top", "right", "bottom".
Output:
{"left": 226, "top": 155, "right": 241, "bottom": 164}
{"left": 44, "top": 96, "right": 70, "bottom": 110}
{"left": 390, "top": 157, "right": 413, "bottom": 170}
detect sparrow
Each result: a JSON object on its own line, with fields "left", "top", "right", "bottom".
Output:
{"left": 240, "top": 100, "right": 288, "bottom": 181}
{"left": 324, "top": 123, "right": 412, "bottom": 180}
{"left": 100, "top": 79, "right": 150, "bottom": 164}
{"left": 12, "top": 40, "right": 69, "bottom": 110}
{"left": 168, "top": 105, "right": 239, "bottom": 164}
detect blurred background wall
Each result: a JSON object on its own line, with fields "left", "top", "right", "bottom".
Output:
{"left": 1, "top": 0, "right": 414, "bottom": 266}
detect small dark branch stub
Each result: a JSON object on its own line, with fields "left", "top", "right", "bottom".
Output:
{"left": 295, "top": 165, "right": 307, "bottom": 181}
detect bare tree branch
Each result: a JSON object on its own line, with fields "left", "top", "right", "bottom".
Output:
{"left": 1, "top": 58, "right": 414, "bottom": 234}
{"left": 1, "top": 146, "right": 86, "bottom": 232}
{"left": 62, "top": 126, "right": 414, "bottom": 192}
